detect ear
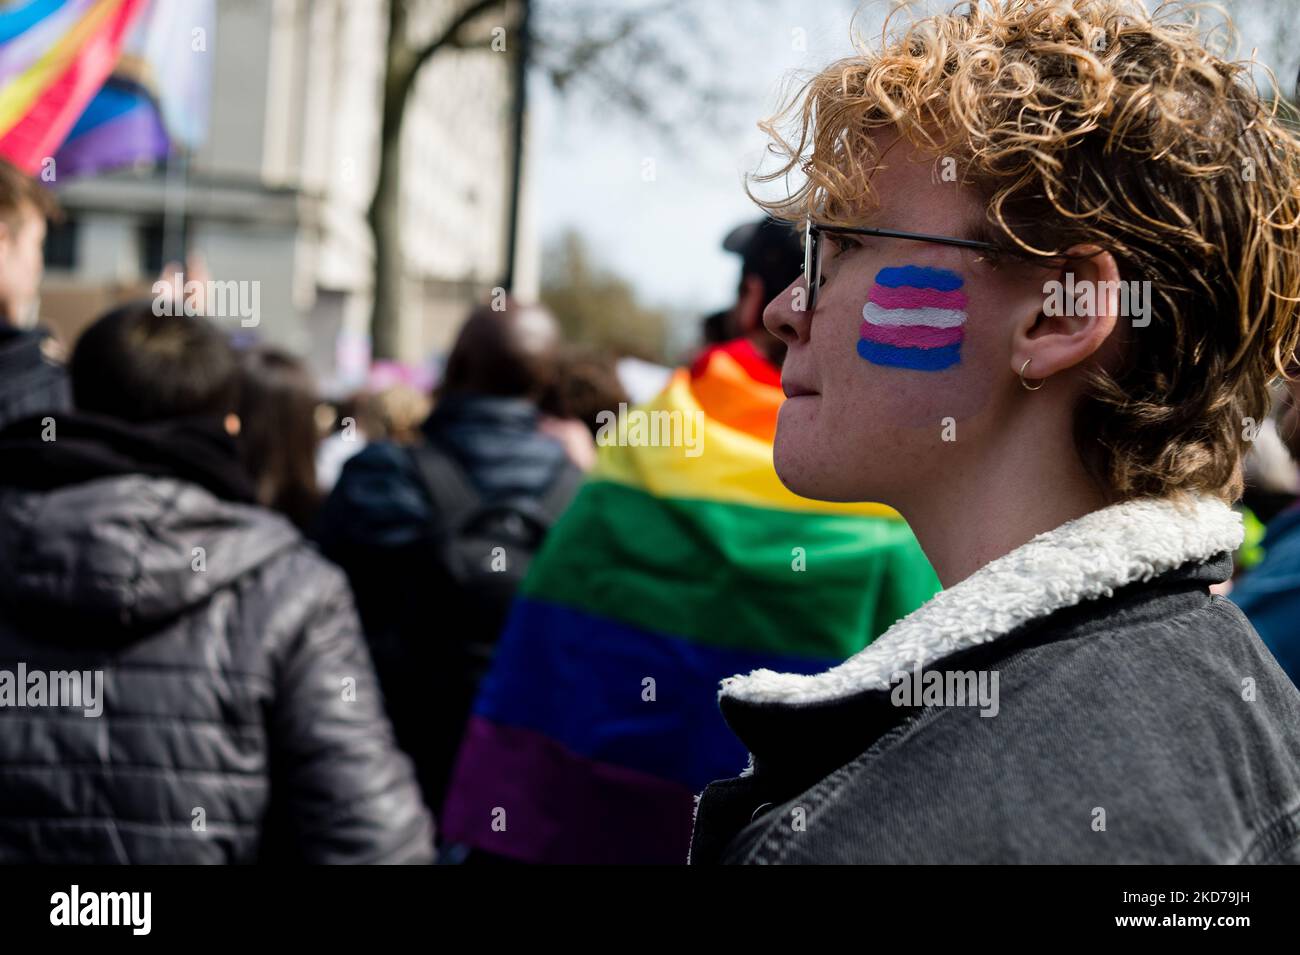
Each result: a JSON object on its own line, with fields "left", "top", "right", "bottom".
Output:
{"left": 734, "top": 274, "right": 767, "bottom": 336}
{"left": 1011, "top": 245, "right": 1121, "bottom": 384}
{"left": 223, "top": 412, "right": 241, "bottom": 437}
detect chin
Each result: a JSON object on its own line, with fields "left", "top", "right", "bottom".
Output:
{"left": 773, "top": 442, "right": 848, "bottom": 503}
{"left": 773, "top": 430, "right": 897, "bottom": 506}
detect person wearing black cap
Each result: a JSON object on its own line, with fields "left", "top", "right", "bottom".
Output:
{"left": 704, "top": 218, "right": 804, "bottom": 363}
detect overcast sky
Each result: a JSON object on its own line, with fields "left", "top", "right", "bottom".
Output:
{"left": 529, "top": 0, "right": 867, "bottom": 328}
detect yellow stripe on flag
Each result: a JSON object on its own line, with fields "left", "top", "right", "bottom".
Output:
{"left": 593, "top": 367, "right": 902, "bottom": 519}
{"left": 0, "top": 0, "right": 124, "bottom": 138}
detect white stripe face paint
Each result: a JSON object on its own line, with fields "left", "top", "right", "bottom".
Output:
{"left": 861, "top": 303, "right": 968, "bottom": 329}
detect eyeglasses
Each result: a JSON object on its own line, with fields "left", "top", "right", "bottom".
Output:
{"left": 802, "top": 217, "right": 1001, "bottom": 313}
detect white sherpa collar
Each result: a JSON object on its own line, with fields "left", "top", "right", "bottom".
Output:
{"left": 720, "top": 495, "right": 1242, "bottom": 707}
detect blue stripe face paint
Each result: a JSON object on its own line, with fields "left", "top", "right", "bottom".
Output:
{"left": 857, "top": 338, "right": 963, "bottom": 371}
{"left": 873, "top": 265, "right": 965, "bottom": 292}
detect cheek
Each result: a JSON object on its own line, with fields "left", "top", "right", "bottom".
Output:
{"left": 833, "top": 265, "right": 997, "bottom": 429}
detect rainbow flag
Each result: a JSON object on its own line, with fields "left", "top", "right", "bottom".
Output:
{"left": 440, "top": 339, "right": 941, "bottom": 864}
{"left": 55, "top": 0, "right": 214, "bottom": 177}
{"left": 0, "top": 0, "right": 148, "bottom": 174}
{"left": 53, "top": 72, "right": 165, "bottom": 176}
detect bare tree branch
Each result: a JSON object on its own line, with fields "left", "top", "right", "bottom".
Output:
{"left": 367, "top": 0, "right": 748, "bottom": 356}
{"left": 405, "top": 0, "right": 506, "bottom": 100}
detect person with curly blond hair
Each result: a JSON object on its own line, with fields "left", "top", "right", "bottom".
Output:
{"left": 690, "top": 0, "right": 1300, "bottom": 864}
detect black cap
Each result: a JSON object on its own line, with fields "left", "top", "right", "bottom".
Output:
{"left": 723, "top": 217, "right": 803, "bottom": 305}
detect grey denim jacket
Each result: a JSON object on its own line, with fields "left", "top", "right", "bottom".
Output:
{"left": 689, "top": 496, "right": 1300, "bottom": 864}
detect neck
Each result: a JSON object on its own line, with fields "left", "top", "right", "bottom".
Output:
{"left": 898, "top": 415, "right": 1110, "bottom": 589}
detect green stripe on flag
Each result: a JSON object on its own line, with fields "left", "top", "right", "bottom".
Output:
{"left": 521, "top": 479, "right": 940, "bottom": 660}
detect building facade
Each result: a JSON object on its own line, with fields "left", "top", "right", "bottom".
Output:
{"left": 41, "top": 0, "right": 537, "bottom": 389}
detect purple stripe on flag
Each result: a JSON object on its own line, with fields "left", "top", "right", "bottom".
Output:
{"left": 55, "top": 102, "right": 167, "bottom": 176}
{"left": 440, "top": 716, "right": 697, "bottom": 864}
{"left": 859, "top": 320, "right": 964, "bottom": 349}
{"left": 868, "top": 284, "right": 968, "bottom": 310}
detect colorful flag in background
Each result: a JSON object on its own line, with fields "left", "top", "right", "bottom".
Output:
{"left": 0, "top": 0, "right": 148, "bottom": 173}
{"left": 53, "top": 71, "right": 165, "bottom": 176}
{"left": 0, "top": 0, "right": 213, "bottom": 178}
{"left": 441, "top": 338, "right": 942, "bottom": 864}
{"left": 54, "top": 0, "right": 214, "bottom": 177}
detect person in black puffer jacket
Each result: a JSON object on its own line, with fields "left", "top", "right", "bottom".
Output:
{"left": 0, "top": 303, "right": 434, "bottom": 864}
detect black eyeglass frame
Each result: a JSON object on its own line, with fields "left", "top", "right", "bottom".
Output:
{"left": 802, "top": 217, "right": 1002, "bottom": 313}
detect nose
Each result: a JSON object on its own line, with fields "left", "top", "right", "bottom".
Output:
{"left": 763, "top": 277, "right": 812, "bottom": 347}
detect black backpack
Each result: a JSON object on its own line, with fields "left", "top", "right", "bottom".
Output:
{"left": 387, "top": 439, "right": 581, "bottom": 813}
{"left": 404, "top": 438, "right": 582, "bottom": 671}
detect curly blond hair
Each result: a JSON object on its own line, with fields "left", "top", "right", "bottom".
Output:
{"left": 754, "top": 0, "right": 1300, "bottom": 502}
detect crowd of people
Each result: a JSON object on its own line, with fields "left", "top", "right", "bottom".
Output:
{"left": 3, "top": 0, "right": 1300, "bottom": 865}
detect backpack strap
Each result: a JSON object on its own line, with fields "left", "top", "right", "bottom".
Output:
{"left": 537, "top": 459, "right": 584, "bottom": 524}
{"left": 407, "top": 438, "right": 582, "bottom": 536}
{"left": 405, "top": 440, "right": 483, "bottom": 535}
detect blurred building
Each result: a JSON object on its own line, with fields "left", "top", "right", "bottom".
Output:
{"left": 41, "top": 0, "right": 538, "bottom": 386}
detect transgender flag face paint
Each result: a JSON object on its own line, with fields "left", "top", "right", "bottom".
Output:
{"left": 859, "top": 266, "right": 968, "bottom": 371}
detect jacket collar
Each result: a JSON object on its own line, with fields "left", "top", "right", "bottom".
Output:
{"left": 0, "top": 410, "right": 257, "bottom": 504}
{"left": 424, "top": 392, "right": 540, "bottom": 436}
{"left": 720, "top": 494, "right": 1242, "bottom": 708}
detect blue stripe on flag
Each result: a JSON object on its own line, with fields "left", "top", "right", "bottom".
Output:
{"left": 472, "top": 597, "right": 841, "bottom": 791}
{"left": 0, "top": 0, "right": 70, "bottom": 44}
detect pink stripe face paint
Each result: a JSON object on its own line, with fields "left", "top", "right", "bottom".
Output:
{"left": 867, "top": 284, "right": 969, "bottom": 311}
{"left": 859, "top": 321, "right": 964, "bottom": 349}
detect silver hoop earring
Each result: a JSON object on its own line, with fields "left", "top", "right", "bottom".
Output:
{"left": 1020, "top": 358, "right": 1044, "bottom": 391}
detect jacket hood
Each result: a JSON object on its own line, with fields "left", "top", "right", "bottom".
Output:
{"left": 720, "top": 494, "right": 1243, "bottom": 708}
{"left": 0, "top": 411, "right": 257, "bottom": 504}
{"left": 422, "top": 393, "right": 566, "bottom": 499}
{"left": 0, "top": 474, "right": 299, "bottom": 635}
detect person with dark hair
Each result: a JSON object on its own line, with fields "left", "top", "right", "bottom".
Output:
{"left": 236, "top": 345, "right": 325, "bottom": 531}
{"left": 538, "top": 343, "right": 629, "bottom": 438}
{"left": 717, "top": 216, "right": 805, "bottom": 362}
{"left": 318, "top": 298, "right": 583, "bottom": 818}
{"left": 0, "top": 157, "right": 69, "bottom": 429}
{"left": 0, "top": 302, "right": 433, "bottom": 863}
{"left": 439, "top": 299, "right": 560, "bottom": 397}
{"left": 70, "top": 302, "right": 243, "bottom": 423}
{"left": 686, "top": 216, "right": 804, "bottom": 405}
{"left": 536, "top": 343, "right": 629, "bottom": 470}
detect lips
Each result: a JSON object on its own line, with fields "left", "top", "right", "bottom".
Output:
{"left": 781, "top": 380, "right": 818, "bottom": 399}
